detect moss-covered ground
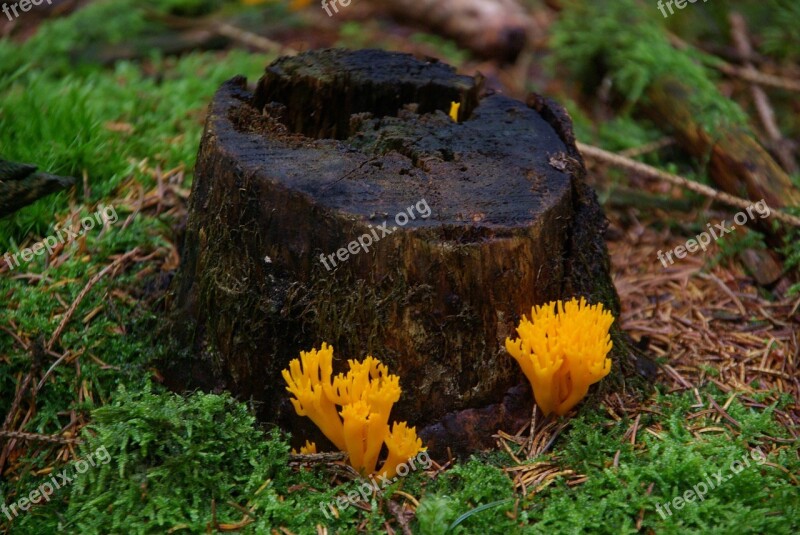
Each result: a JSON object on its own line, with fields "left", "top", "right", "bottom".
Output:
{"left": 1, "top": 1, "right": 797, "bottom": 533}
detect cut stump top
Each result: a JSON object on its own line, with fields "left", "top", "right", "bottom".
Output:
{"left": 228, "top": 48, "right": 573, "bottom": 232}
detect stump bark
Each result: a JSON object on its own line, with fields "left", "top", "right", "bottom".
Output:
{"left": 165, "top": 49, "right": 653, "bottom": 457}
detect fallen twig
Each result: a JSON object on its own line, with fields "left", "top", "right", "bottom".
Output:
{"left": 213, "top": 22, "right": 297, "bottom": 56}
{"left": 618, "top": 137, "right": 675, "bottom": 159}
{"left": 576, "top": 141, "right": 800, "bottom": 227}
{"left": 668, "top": 33, "right": 800, "bottom": 93}
{"left": 288, "top": 451, "right": 348, "bottom": 464}
{"left": 46, "top": 248, "right": 140, "bottom": 352}
{"left": 0, "top": 430, "right": 83, "bottom": 445}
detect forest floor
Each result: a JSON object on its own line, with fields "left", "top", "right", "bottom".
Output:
{"left": 0, "top": 1, "right": 797, "bottom": 533}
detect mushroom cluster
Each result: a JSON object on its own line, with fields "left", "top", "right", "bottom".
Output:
{"left": 505, "top": 297, "right": 614, "bottom": 416}
{"left": 282, "top": 343, "right": 424, "bottom": 478}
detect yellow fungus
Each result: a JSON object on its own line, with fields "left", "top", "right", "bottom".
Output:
{"left": 449, "top": 101, "right": 460, "bottom": 122}
{"left": 379, "top": 422, "right": 424, "bottom": 479}
{"left": 283, "top": 345, "right": 423, "bottom": 477}
{"left": 506, "top": 297, "right": 613, "bottom": 416}
{"left": 292, "top": 440, "right": 317, "bottom": 454}
{"left": 281, "top": 343, "right": 346, "bottom": 450}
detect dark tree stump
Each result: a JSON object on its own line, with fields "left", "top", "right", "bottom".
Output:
{"left": 165, "top": 49, "right": 653, "bottom": 457}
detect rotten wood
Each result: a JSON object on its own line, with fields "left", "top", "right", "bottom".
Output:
{"left": 0, "top": 160, "right": 75, "bottom": 218}
{"left": 646, "top": 77, "right": 800, "bottom": 224}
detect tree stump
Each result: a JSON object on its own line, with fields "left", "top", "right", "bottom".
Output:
{"left": 165, "top": 49, "right": 653, "bottom": 457}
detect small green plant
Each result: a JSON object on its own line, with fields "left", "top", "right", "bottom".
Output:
{"left": 416, "top": 459, "right": 517, "bottom": 534}
{"left": 710, "top": 226, "right": 767, "bottom": 268}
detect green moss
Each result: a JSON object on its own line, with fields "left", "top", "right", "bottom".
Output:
{"left": 0, "top": 12, "right": 273, "bottom": 531}
{"left": 406, "top": 386, "right": 798, "bottom": 535}
{"left": 0, "top": 49, "right": 271, "bottom": 485}
{"left": 8, "top": 387, "right": 296, "bottom": 533}
{"left": 521, "top": 388, "right": 799, "bottom": 534}
{"left": 0, "top": 51, "right": 271, "bottom": 248}
{"left": 550, "top": 0, "right": 747, "bottom": 135}
{"left": 416, "top": 459, "right": 518, "bottom": 534}
{"left": 0, "top": 0, "right": 263, "bottom": 76}
{"left": 4, "top": 376, "right": 797, "bottom": 533}
{"left": 409, "top": 33, "right": 471, "bottom": 66}
{"left": 337, "top": 21, "right": 379, "bottom": 50}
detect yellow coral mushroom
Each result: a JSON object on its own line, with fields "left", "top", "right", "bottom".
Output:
{"left": 292, "top": 440, "right": 317, "bottom": 454}
{"left": 378, "top": 422, "right": 424, "bottom": 479}
{"left": 449, "top": 101, "right": 460, "bottom": 122}
{"left": 340, "top": 400, "right": 388, "bottom": 475}
{"left": 282, "top": 345, "right": 423, "bottom": 477}
{"left": 281, "top": 343, "right": 346, "bottom": 450}
{"left": 327, "top": 357, "right": 400, "bottom": 410}
{"left": 505, "top": 297, "right": 613, "bottom": 416}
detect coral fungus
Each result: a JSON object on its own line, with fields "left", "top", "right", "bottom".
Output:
{"left": 292, "top": 440, "right": 317, "bottom": 455}
{"left": 505, "top": 297, "right": 613, "bottom": 416}
{"left": 282, "top": 343, "right": 346, "bottom": 450}
{"left": 379, "top": 422, "right": 425, "bottom": 479}
{"left": 449, "top": 101, "right": 461, "bottom": 121}
{"left": 282, "top": 344, "right": 424, "bottom": 476}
